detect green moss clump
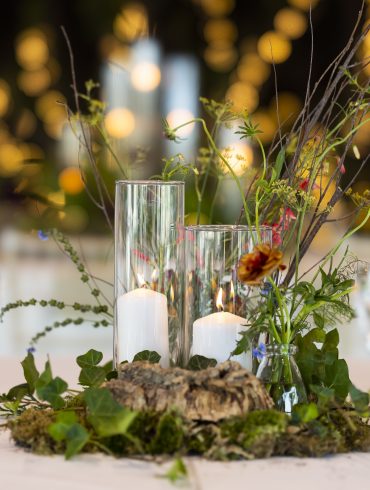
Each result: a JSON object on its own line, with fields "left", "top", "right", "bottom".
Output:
{"left": 221, "top": 410, "right": 288, "bottom": 458}
{"left": 328, "top": 412, "right": 370, "bottom": 452}
{"left": 149, "top": 411, "right": 185, "bottom": 455}
{"left": 7, "top": 408, "right": 63, "bottom": 455}
{"left": 186, "top": 423, "right": 218, "bottom": 454}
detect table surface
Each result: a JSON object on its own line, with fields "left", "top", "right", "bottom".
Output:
{"left": 1, "top": 357, "right": 370, "bottom": 490}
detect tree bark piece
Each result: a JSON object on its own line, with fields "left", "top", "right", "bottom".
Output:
{"left": 106, "top": 361, "right": 273, "bottom": 422}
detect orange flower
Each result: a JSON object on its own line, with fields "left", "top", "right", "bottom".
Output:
{"left": 237, "top": 244, "right": 286, "bottom": 286}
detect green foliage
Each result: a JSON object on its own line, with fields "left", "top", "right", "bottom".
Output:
{"left": 133, "top": 350, "right": 161, "bottom": 363}
{"left": 21, "top": 352, "right": 39, "bottom": 393}
{"left": 84, "top": 387, "right": 137, "bottom": 437}
{"left": 48, "top": 411, "right": 90, "bottom": 459}
{"left": 187, "top": 355, "right": 217, "bottom": 370}
{"left": 161, "top": 458, "right": 188, "bottom": 484}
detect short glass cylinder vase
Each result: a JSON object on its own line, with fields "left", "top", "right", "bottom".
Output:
{"left": 184, "top": 225, "right": 272, "bottom": 369}
{"left": 114, "top": 180, "right": 185, "bottom": 368}
{"left": 256, "top": 344, "right": 307, "bottom": 414}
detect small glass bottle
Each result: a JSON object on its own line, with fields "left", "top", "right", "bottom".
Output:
{"left": 256, "top": 344, "right": 307, "bottom": 414}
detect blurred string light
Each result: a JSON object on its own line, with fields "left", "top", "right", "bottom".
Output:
{"left": 58, "top": 167, "right": 85, "bottom": 195}
{"left": 257, "top": 31, "right": 292, "bottom": 64}
{"left": 15, "top": 109, "right": 37, "bottom": 139}
{"left": 199, "top": 0, "right": 235, "bottom": 17}
{"left": 0, "top": 143, "right": 23, "bottom": 177}
{"left": 226, "top": 81, "right": 259, "bottom": 112}
{"left": 273, "top": 8, "right": 308, "bottom": 39}
{"left": 104, "top": 107, "right": 135, "bottom": 138}
{"left": 17, "top": 67, "right": 51, "bottom": 96}
{"left": 131, "top": 62, "right": 161, "bottom": 91}
{"left": 219, "top": 121, "right": 253, "bottom": 176}
{"left": 269, "top": 91, "right": 302, "bottom": 126}
{"left": 0, "top": 79, "right": 11, "bottom": 117}
{"left": 15, "top": 29, "right": 49, "bottom": 70}
{"left": 35, "top": 90, "right": 66, "bottom": 139}
{"left": 113, "top": 2, "right": 148, "bottom": 42}
{"left": 237, "top": 54, "right": 271, "bottom": 87}
{"left": 287, "top": 0, "right": 320, "bottom": 11}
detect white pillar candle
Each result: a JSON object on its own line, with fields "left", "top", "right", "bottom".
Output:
{"left": 192, "top": 311, "right": 251, "bottom": 370}
{"left": 117, "top": 288, "right": 169, "bottom": 366}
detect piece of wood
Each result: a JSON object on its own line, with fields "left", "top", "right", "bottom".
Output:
{"left": 106, "top": 361, "right": 273, "bottom": 422}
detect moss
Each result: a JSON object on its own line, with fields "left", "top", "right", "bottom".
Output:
{"left": 7, "top": 408, "right": 63, "bottom": 455}
{"left": 186, "top": 423, "right": 218, "bottom": 454}
{"left": 328, "top": 411, "right": 370, "bottom": 452}
{"left": 221, "top": 410, "right": 288, "bottom": 458}
{"left": 149, "top": 411, "right": 185, "bottom": 455}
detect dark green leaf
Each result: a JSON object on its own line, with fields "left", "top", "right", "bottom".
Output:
{"left": 48, "top": 412, "right": 78, "bottom": 441}
{"left": 272, "top": 147, "right": 285, "bottom": 181}
{"left": 35, "top": 360, "right": 53, "bottom": 391}
{"left": 6, "top": 383, "right": 30, "bottom": 401}
{"left": 21, "top": 352, "right": 39, "bottom": 393}
{"left": 84, "top": 387, "right": 137, "bottom": 437}
{"left": 291, "top": 403, "right": 319, "bottom": 424}
{"left": 106, "top": 370, "right": 118, "bottom": 381}
{"left": 37, "top": 376, "right": 68, "bottom": 409}
{"left": 79, "top": 366, "right": 106, "bottom": 387}
{"left": 349, "top": 383, "right": 369, "bottom": 414}
{"left": 102, "top": 359, "right": 114, "bottom": 374}
{"left": 133, "top": 350, "right": 161, "bottom": 363}
{"left": 187, "top": 355, "right": 217, "bottom": 371}
{"left": 76, "top": 349, "right": 103, "bottom": 368}
{"left": 65, "top": 424, "right": 90, "bottom": 459}
{"left": 325, "top": 359, "right": 350, "bottom": 401}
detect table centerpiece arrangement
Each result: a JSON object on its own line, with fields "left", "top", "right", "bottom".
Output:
{"left": 1, "top": 14, "right": 370, "bottom": 480}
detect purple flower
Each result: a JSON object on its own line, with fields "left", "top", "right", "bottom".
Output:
{"left": 38, "top": 230, "right": 48, "bottom": 241}
{"left": 27, "top": 346, "right": 36, "bottom": 354}
{"left": 252, "top": 343, "right": 266, "bottom": 361}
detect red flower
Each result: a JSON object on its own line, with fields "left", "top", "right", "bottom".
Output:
{"left": 299, "top": 178, "right": 319, "bottom": 192}
{"left": 132, "top": 249, "right": 151, "bottom": 263}
{"left": 339, "top": 163, "right": 346, "bottom": 174}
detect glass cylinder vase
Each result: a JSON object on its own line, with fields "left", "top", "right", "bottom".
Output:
{"left": 184, "top": 225, "right": 272, "bottom": 369}
{"left": 256, "top": 344, "right": 307, "bottom": 414}
{"left": 114, "top": 180, "right": 185, "bottom": 367}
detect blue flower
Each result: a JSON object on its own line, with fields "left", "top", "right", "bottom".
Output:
{"left": 27, "top": 346, "right": 36, "bottom": 354}
{"left": 260, "top": 282, "right": 273, "bottom": 297}
{"left": 252, "top": 343, "right": 266, "bottom": 361}
{"left": 38, "top": 230, "right": 49, "bottom": 241}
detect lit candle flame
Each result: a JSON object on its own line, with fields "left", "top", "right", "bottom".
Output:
{"left": 230, "top": 280, "right": 235, "bottom": 300}
{"left": 151, "top": 269, "right": 158, "bottom": 281}
{"left": 137, "top": 273, "right": 146, "bottom": 287}
{"left": 216, "top": 287, "right": 224, "bottom": 312}
{"left": 170, "top": 284, "right": 175, "bottom": 303}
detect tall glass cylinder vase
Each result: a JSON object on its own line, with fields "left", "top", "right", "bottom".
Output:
{"left": 114, "top": 180, "right": 184, "bottom": 367}
{"left": 184, "top": 225, "right": 272, "bottom": 369}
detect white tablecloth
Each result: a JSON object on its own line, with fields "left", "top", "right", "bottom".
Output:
{"left": 1, "top": 358, "right": 370, "bottom": 490}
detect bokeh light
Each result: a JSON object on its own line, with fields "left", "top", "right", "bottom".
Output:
{"left": 59, "top": 167, "right": 85, "bottom": 195}
{"left": 204, "top": 19, "right": 238, "bottom": 44}
{"left": 251, "top": 110, "right": 277, "bottom": 144}
{"left": 131, "top": 62, "right": 161, "bottom": 91}
{"left": 270, "top": 92, "right": 302, "bottom": 125}
{"left": 274, "top": 8, "right": 308, "bottom": 39}
{"left": 15, "top": 110, "right": 37, "bottom": 139}
{"left": 226, "top": 81, "right": 259, "bottom": 112}
{"left": 105, "top": 107, "right": 136, "bottom": 138}
{"left": 237, "top": 54, "right": 271, "bottom": 86}
{"left": 166, "top": 109, "right": 195, "bottom": 137}
{"left": 17, "top": 68, "right": 51, "bottom": 96}
{"left": 0, "top": 79, "right": 11, "bottom": 117}
{"left": 200, "top": 0, "right": 235, "bottom": 17}
{"left": 204, "top": 43, "right": 238, "bottom": 72}
{"left": 15, "top": 29, "right": 49, "bottom": 70}
{"left": 287, "top": 0, "right": 320, "bottom": 11}
{"left": 257, "top": 31, "right": 292, "bottom": 64}
{"left": 220, "top": 142, "right": 253, "bottom": 176}
{"left": 0, "top": 143, "right": 24, "bottom": 177}
{"left": 113, "top": 3, "right": 148, "bottom": 42}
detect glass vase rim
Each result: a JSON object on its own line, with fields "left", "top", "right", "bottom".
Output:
{"left": 185, "top": 224, "right": 272, "bottom": 233}
{"left": 264, "top": 343, "right": 298, "bottom": 355}
{"left": 116, "top": 179, "right": 185, "bottom": 186}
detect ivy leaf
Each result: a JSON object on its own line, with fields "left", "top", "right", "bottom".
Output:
{"left": 310, "top": 385, "right": 335, "bottom": 408}
{"left": 102, "top": 360, "right": 114, "bottom": 374}
{"left": 106, "top": 370, "right": 118, "bottom": 381}
{"left": 37, "top": 376, "right": 68, "bottom": 409}
{"left": 84, "top": 387, "right": 137, "bottom": 437}
{"left": 325, "top": 359, "right": 350, "bottom": 402}
{"left": 133, "top": 350, "right": 161, "bottom": 363}
{"left": 79, "top": 366, "right": 106, "bottom": 387}
{"left": 21, "top": 352, "right": 39, "bottom": 393}
{"left": 48, "top": 411, "right": 90, "bottom": 460}
{"left": 349, "top": 383, "right": 370, "bottom": 414}
{"left": 6, "top": 383, "right": 30, "bottom": 401}
{"left": 35, "top": 360, "right": 53, "bottom": 391}
{"left": 187, "top": 355, "right": 217, "bottom": 371}
{"left": 76, "top": 349, "right": 103, "bottom": 368}
{"left": 161, "top": 458, "right": 188, "bottom": 483}
{"left": 291, "top": 403, "right": 319, "bottom": 424}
